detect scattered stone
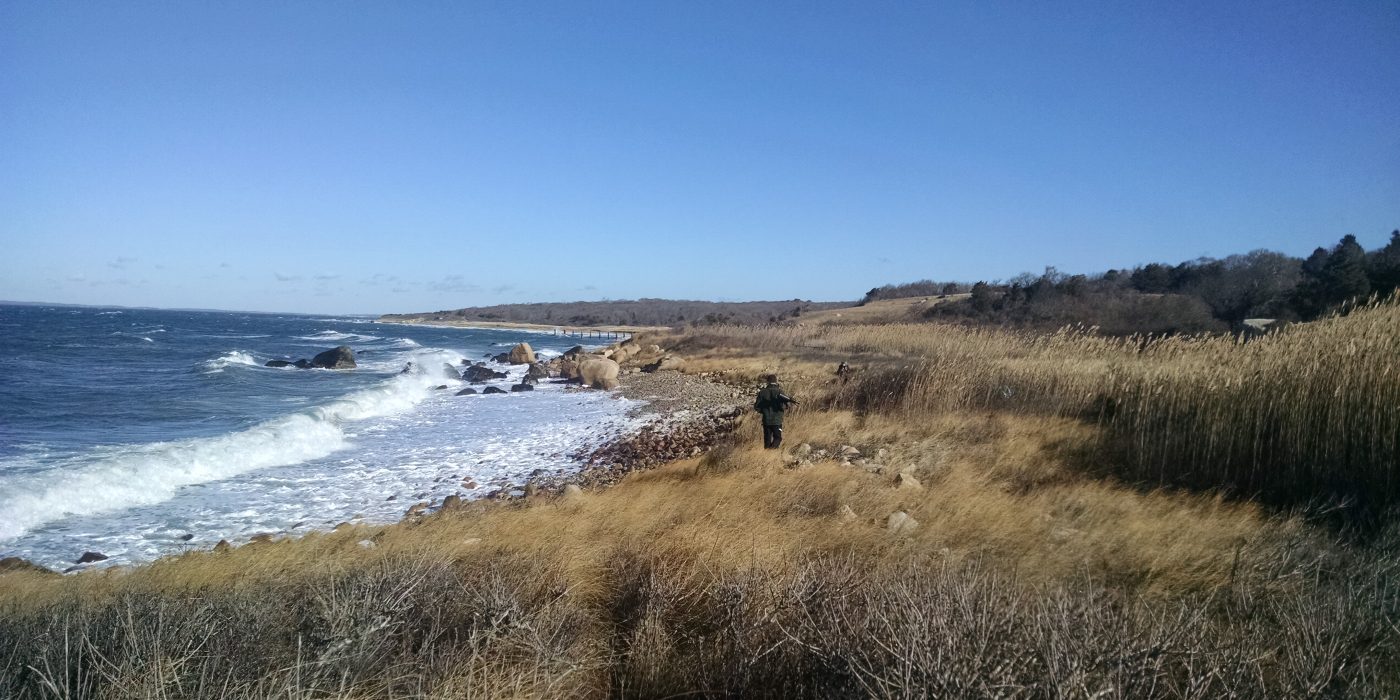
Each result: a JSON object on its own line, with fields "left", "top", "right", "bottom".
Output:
{"left": 895, "top": 472, "right": 923, "bottom": 491}
{"left": 456, "top": 387, "right": 479, "bottom": 396}
{"left": 886, "top": 511, "right": 919, "bottom": 536}
{"left": 441, "top": 363, "right": 462, "bottom": 381}
{"left": 264, "top": 359, "right": 294, "bottom": 368}
{"left": 441, "top": 494, "right": 462, "bottom": 509}
{"left": 562, "top": 483, "right": 584, "bottom": 499}
{"left": 249, "top": 533, "right": 275, "bottom": 544}
{"left": 794, "top": 443, "right": 813, "bottom": 458}
{"left": 462, "top": 480, "right": 479, "bottom": 490}
{"left": 482, "top": 386, "right": 507, "bottom": 395}
{"left": 357, "top": 539, "right": 376, "bottom": 549}
{"left": 432, "top": 385, "right": 449, "bottom": 390}
{"left": 839, "top": 445, "right": 861, "bottom": 458}
{"left": 525, "top": 363, "right": 550, "bottom": 381}
{"left": 462, "top": 537, "right": 482, "bottom": 546}
{"left": 179, "top": 533, "right": 194, "bottom": 541}
{"left": 510, "top": 383, "right": 535, "bottom": 392}
{"left": 75, "top": 551, "right": 108, "bottom": 564}
{"left": 524, "top": 482, "right": 541, "bottom": 498}
{"left": 404, "top": 502, "right": 429, "bottom": 517}
{"left": 838, "top": 504, "right": 858, "bottom": 522}
{"left": 386, "top": 494, "right": 397, "bottom": 501}
{"left": 213, "top": 540, "right": 232, "bottom": 552}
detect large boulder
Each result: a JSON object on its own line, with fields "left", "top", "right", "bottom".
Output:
{"left": 441, "top": 363, "right": 461, "bottom": 381}
{"left": 525, "top": 362, "right": 550, "bottom": 382}
{"left": 507, "top": 343, "right": 536, "bottom": 365}
{"left": 558, "top": 357, "right": 581, "bottom": 381}
{"left": 491, "top": 352, "right": 512, "bottom": 363}
{"left": 310, "top": 346, "right": 356, "bottom": 369}
{"left": 463, "top": 365, "right": 508, "bottom": 383}
{"left": 578, "top": 357, "right": 620, "bottom": 390}
{"left": 563, "top": 345, "right": 587, "bottom": 359}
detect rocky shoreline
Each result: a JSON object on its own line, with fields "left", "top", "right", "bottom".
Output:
{"left": 482, "top": 369, "right": 752, "bottom": 497}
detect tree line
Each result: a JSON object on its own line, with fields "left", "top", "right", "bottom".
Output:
{"left": 865, "top": 231, "right": 1400, "bottom": 335}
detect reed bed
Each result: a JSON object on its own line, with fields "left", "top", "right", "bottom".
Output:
{"left": 684, "top": 295, "right": 1400, "bottom": 514}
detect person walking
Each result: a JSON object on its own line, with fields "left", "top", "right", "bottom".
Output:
{"left": 754, "top": 374, "right": 798, "bottom": 449}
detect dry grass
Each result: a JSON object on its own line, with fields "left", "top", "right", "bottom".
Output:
{"left": 3, "top": 299, "right": 1398, "bottom": 697}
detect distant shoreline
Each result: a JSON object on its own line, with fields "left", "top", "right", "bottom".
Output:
{"left": 378, "top": 317, "right": 670, "bottom": 336}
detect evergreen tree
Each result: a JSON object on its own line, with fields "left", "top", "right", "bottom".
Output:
{"left": 1367, "top": 230, "right": 1400, "bottom": 297}
{"left": 1320, "top": 234, "right": 1371, "bottom": 306}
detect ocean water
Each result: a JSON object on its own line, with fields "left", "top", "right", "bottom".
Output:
{"left": 0, "top": 304, "right": 636, "bottom": 571}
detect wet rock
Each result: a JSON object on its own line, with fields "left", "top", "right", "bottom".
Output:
{"left": 441, "top": 363, "right": 461, "bottom": 380}
{"left": 456, "top": 387, "right": 479, "bottom": 396}
{"left": 526, "top": 362, "right": 550, "bottom": 381}
{"left": 510, "top": 383, "right": 535, "bottom": 392}
{"left": 464, "top": 364, "right": 508, "bottom": 383}
{"left": 886, "top": 511, "right": 919, "bottom": 536}
{"left": 483, "top": 386, "right": 507, "bottom": 395}
{"left": 179, "top": 533, "right": 195, "bottom": 541}
{"left": 264, "top": 359, "right": 294, "bottom": 368}
{"left": 432, "top": 385, "right": 449, "bottom": 390}
{"left": 75, "top": 551, "right": 108, "bottom": 564}
{"left": 404, "top": 502, "right": 429, "bottom": 517}
{"left": 310, "top": 345, "right": 356, "bottom": 369}
{"left": 385, "top": 494, "right": 397, "bottom": 501}
{"left": 441, "top": 494, "right": 462, "bottom": 509}
{"left": 462, "top": 479, "right": 479, "bottom": 490}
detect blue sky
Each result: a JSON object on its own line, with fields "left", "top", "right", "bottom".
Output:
{"left": 2, "top": 1, "right": 1397, "bottom": 315}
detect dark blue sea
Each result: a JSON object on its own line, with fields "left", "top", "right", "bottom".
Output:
{"left": 0, "top": 304, "right": 634, "bottom": 570}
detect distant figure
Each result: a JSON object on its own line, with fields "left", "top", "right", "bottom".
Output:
{"left": 836, "top": 362, "right": 852, "bottom": 383}
{"left": 753, "top": 374, "right": 798, "bottom": 449}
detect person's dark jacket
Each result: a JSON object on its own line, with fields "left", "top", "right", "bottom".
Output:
{"left": 754, "top": 383, "right": 796, "bottom": 426}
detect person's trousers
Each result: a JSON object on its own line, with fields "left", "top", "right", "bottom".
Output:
{"left": 763, "top": 424, "right": 783, "bottom": 449}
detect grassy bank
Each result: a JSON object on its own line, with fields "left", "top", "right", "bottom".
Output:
{"left": 3, "top": 299, "right": 1398, "bottom": 698}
